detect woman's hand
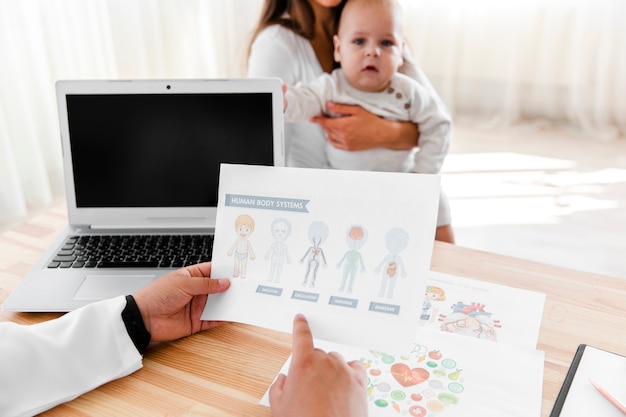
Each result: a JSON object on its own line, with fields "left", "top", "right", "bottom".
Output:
{"left": 311, "top": 101, "right": 419, "bottom": 151}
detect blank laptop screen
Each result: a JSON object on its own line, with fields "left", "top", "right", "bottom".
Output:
{"left": 65, "top": 93, "right": 274, "bottom": 208}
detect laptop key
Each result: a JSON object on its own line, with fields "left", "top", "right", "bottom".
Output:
{"left": 51, "top": 234, "right": 213, "bottom": 269}
{"left": 53, "top": 255, "right": 77, "bottom": 262}
{"left": 97, "top": 261, "right": 160, "bottom": 268}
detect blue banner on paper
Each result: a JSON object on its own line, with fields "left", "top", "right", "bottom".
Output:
{"left": 369, "top": 302, "right": 400, "bottom": 315}
{"left": 329, "top": 296, "right": 359, "bottom": 309}
{"left": 291, "top": 290, "right": 320, "bottom": 303}
{"left": 256, "top": 285, "right": 283, "bottom": 297}
{"left": 226, "top": 194, "right": 309, "bottom": 213}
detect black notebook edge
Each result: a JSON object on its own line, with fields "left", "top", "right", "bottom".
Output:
{"left": 549, "top": 343, "right": 588, "bottom": 417}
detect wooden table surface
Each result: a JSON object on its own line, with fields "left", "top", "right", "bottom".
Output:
{"left": 1, "top": 204, "right": 625, "bottom": 416}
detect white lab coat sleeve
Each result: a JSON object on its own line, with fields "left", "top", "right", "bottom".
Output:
{"left": 0, "top": 296, "right": 143, "bottom": 417}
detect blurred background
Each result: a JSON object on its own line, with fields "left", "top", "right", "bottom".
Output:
{"left": 1, "top": 0, "right": 624, "bottom": 278}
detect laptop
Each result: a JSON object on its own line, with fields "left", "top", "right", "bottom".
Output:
{"left": 2, "top": 78, "right": 285, "bottom": 312}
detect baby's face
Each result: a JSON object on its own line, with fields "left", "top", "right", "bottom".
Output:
{"left": 334, "top": 2, "right": 404, "bottom": 92}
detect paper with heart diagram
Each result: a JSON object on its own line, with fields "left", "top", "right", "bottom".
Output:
{"left": 260, "top": 329, "right": 544, "bottom": 417}
{"left": 201, "top": 164, "right": 440, "bottom": 353}
{"left": 419, "top": 271, "right": 546, "bottom": 349}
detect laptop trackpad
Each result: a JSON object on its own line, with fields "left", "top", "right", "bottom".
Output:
{"left": 74, "top": 275, "right": 155, "bottom": 301}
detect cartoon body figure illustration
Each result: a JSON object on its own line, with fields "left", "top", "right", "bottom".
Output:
{"left": 439, "top": 301, "right": 502, "bottom": 341}
{"left": 420, "top": 285, "right": 446, "bottom": 325}
{"left": 264, "top": 217, "right": 292, "bottom": 283}
{"left": 375, "top": 228, "right": 409, "bottom": 299}
{"left": 337, "top": 225, "right": 367, "bottom": 293}
{"left": 300, "top": 221, "right": 329, "bottom": 287}
{"left": 227, "top": 214, "right": 256, "bottom": 278}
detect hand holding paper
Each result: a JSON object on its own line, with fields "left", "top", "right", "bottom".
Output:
{"left": 201, "top": 164, "right": 441, "bottom": 352}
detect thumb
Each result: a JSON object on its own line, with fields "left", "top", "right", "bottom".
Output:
{"left": 183, "top": 276, "right": 231, "bottom": 297}
{"left": 268, "top": 373, "right": 287, "bottom": 406}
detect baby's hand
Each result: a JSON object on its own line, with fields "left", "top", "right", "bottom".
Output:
{"left": 282, "top": 82, "right": 288, "bottom": 111}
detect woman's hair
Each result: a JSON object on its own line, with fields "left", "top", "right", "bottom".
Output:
{"left": 248, "top": 0, "right": 346, "bottom": 56}
{"left": 246, "top": 0, "right": 418, "bottom": 77}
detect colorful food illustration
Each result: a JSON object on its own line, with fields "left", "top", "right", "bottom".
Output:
{"left": 362, "top": 343, "right": 464, "bottom": 415}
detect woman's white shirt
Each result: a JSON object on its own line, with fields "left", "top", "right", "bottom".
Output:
{"left": 248, "top": 24, "right": 330, "bottom": 168}
{"left": 0, "top": 296, "right": 142, "bottom": 417}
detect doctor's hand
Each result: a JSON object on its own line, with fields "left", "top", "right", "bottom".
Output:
{"left": 133, "top": 262, "right": 230, "bottom": 342}
{"left": 269, "top": 314, "right": 368, "bottom": 417}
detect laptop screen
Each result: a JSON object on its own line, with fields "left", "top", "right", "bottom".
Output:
{"left": 65, "top": 92, "right": 274, "bottom": 208}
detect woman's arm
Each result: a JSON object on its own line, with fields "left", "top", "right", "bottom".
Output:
{"left": 248, "top": 26, "right": 304, "bottom": 85}
{"left": 311, "top": 102, "right": 419, "bottom": 151}
{"left": 312, "top": 46, "right": 448, "bottom": 152}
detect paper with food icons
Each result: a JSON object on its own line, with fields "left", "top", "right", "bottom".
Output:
{"left": 260, "top": 329, "right": 545, "bottom": 417}
{"left": 419, "top": 271, "right": 546, "bottom": 349}
{"left": 202, "top": 163, "right": 440, "bottom": 353}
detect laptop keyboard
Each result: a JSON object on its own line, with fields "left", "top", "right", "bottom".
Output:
{"left": 47, "top": 234, "right": 213, "bottom": 269}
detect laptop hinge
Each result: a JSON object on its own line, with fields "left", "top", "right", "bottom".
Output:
{"left": 89, "top": 224, "right": 212, "bottom": 231}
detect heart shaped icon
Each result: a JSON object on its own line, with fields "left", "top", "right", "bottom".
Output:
{"left": 391, "top": 363, "right": 430, "bottom": 387}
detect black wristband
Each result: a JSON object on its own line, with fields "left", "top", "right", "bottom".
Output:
{"left": 121, "top": 295, "right": 152, "bottom": 355}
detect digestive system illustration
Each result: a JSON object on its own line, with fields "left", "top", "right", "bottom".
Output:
{"left": 438, "top": 301, "right": 502, "bottom": 341}
{"left": 362, "top": 343, "right": 464, "bottom": 416}
{"left": 336, "top": 224, "right": 368, "bottom": 293}
{"left": 264, "top": 217, "right": 292, "bottom": 283}
{"left": 299, "top": 221, "right": 329, "bottom": 287}
{"left": 375, "top": 228, "right": 409, "bottom": 299}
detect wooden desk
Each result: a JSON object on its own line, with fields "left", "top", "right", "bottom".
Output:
{"left": 2, "top": 205, "right": 625, "bottom": 416}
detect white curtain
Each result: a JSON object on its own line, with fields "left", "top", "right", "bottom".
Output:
{"left": 402, "top": 0, "right": 626, "bottom": 138}
{"left": 1, "top": 0, "right": 624, "bottom": 227}
{"left": 0, "top": 0, "right": 262, "bottom": 226}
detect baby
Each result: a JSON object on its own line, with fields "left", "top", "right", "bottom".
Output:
{"left": 283, "top": 0, "right": 451, "bottom": 176}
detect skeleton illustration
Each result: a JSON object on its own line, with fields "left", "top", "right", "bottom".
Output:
{"left": 264, "top": 217, "right": 292, "bottom": 283}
